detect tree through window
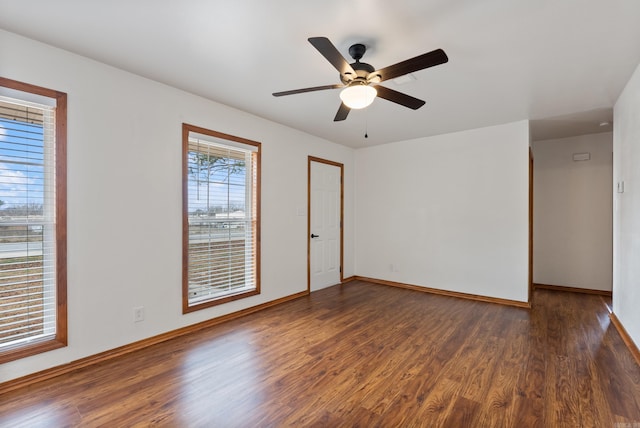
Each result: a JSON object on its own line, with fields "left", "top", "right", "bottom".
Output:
{"left": 182, "top": 124, "right": 260, "bottom": 312}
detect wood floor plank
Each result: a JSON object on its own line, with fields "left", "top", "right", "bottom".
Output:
{"left": 1, "top": 283, "right": 640, "bottom": 427}
{"left": 512, "top": 323, "right": 545, "bottom": 426}
{"left": 442, "top": 396, "right": 482, "bottom": 427}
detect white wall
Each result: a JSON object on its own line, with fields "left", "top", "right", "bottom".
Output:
{"left": 613, "top": 62, "right": 640, "bottom": 349}
{"left": 354, "top": 121, "right": 530, "bottom": 303}
{"left": 0, "top": 30, "right": 355, "bottom": 383}
{"left": 532, "top": 133, "right": 613, "bottom": 291}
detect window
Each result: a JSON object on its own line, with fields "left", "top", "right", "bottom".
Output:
{"left": 0, "top": 77, "right": 67, "bottom": 363}
{"left": 182, "top": 124, "right": 260, "bottom": 313}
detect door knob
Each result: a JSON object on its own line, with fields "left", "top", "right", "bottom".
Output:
{"left": 311, "top": 234, "right": 319, "bottom": 238}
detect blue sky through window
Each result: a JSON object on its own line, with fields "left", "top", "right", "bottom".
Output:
{"left": 0, "top": 116, "right": 45, "bottom": 213}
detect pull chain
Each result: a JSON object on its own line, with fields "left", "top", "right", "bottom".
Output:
{"left": 364, "top": 109, "right": 369, "bottom": 138}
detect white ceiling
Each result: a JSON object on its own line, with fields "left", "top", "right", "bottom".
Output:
{"left": 1, "top": 0, "right": 638, "bottom": 148}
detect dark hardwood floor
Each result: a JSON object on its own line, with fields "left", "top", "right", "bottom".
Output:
{"left": 1, "top": 281, "right": 640, "bottom": 427}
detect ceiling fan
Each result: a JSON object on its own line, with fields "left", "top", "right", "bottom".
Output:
{"left": 273, "top": 37, "right": 448, "bottom": 121}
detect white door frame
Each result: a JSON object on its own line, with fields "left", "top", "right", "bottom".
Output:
{"left": 308, "top": 156, "right": 344, "bottom": 293}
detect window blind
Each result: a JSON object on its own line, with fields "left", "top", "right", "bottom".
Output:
{"left": 186, "top": 135, "right": 258, "bottom": 306}
{"left": 0, "top": 98, "right": 57, "bottom": 349}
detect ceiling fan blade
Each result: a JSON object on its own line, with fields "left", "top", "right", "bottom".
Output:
{"left": 375, "top": 86, "right": 426, "bottom": 110}
{"left": 308, "top": 37, "right": 356, "bottom": 77}
{"left": 273, "top": 84, "right": 343, "bottom": 97}
{"left": 334, "top": 102, "right": 350, "bottom": 121}
{"left": 370, "top": 49, "right": 448, "bottom": 82}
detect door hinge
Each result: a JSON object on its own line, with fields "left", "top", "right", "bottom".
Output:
{"left": 340, "top": 266, "right": 342, "bottom": 273}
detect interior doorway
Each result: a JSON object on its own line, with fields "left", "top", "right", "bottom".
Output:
{"left": 308, "top": 157, "right": 343, "bottom": 292}
{"left": 531, "top": 133, "right": 613, "bottom": 296}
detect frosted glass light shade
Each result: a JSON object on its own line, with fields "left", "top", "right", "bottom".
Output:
{"left": 339, "top": 84, "right": 377, "bottom": 109}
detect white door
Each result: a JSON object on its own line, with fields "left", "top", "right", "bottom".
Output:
{"left": 310, "top": 159, "right": 342, "bottom": 291}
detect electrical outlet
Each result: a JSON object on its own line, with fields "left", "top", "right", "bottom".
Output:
{"left": 133, "top": 306, "right": 144, "bottom": 323}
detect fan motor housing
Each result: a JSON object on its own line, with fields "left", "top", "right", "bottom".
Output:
{"left": 340, "top": 62, "right": 375, "bottom": 84}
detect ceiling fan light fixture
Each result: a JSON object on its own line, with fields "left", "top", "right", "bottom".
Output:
{"left": 339, "top": 83, "right": 377, "bottom": 109}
